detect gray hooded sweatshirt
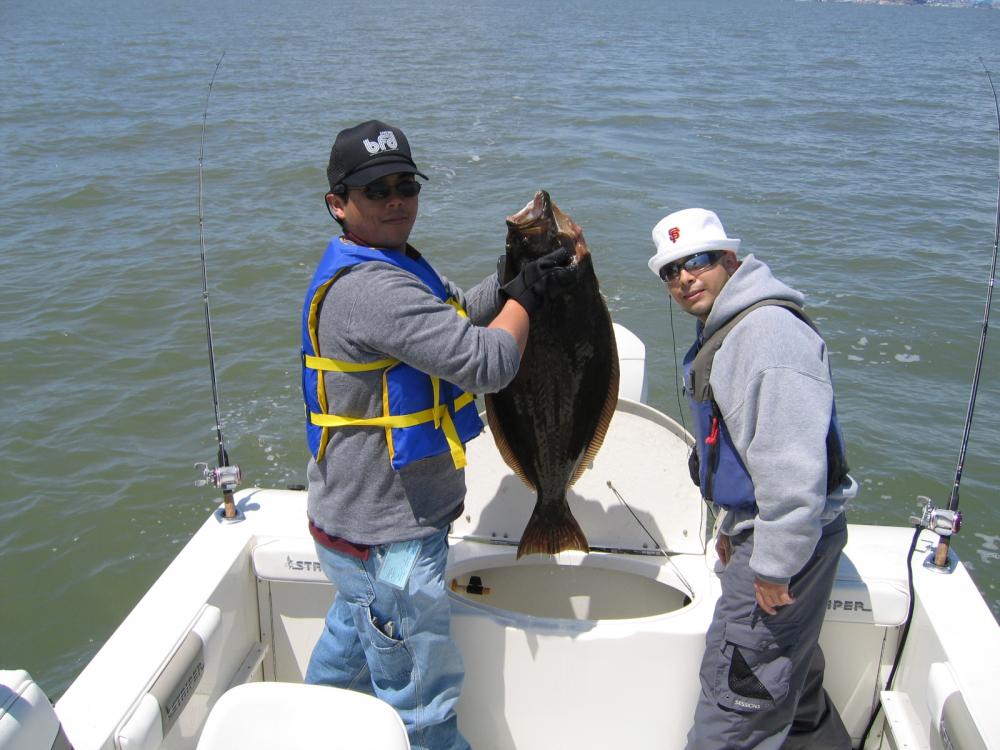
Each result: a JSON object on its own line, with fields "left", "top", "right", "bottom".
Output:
{"left": 697, "top": 255, "right": 856, "bottom": 582}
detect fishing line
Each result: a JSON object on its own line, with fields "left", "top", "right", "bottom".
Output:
{"left": 860, "top": 59, "right": 999, "bottom": 748}
{"left": 667, "top": 299, "right": 691, "bottom": 437}
{"left": 199, "top": 52, "right": 227, "bottom": 469}
{"left": 942, "top": 59, "right": 1000, "bottom": 520}
{"left": 606, "top": 480, "right": 695, "bottom": 600}
{"left": 195, "top": 51, "right": 242, "bottom": 520}
{"left": 922, "top": 56, "right": 999, "bottom": 567}
{"left": 669, "top": 297, "right": 715, "bottom": 546}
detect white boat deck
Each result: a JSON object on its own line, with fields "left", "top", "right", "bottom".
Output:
{"left": 3, "top": 324, "right": 997, "bottom": 749}
{"left": 25, "top": 477, "right": 994, "bottom": 750}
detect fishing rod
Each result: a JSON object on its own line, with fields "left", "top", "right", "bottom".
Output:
{"left": 917, "top": 59, "right": 1000, "bottom": 569}
{"left": 858, "top": 60, "right": 1000, "bottom": 749}
{"left": 606, "top": 480, "right": 695, "bottom": 600}
{"left": 195, "top": 51, "right": 242, "bottom": 520}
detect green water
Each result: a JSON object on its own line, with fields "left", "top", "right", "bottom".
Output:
{"left": 1, "top": 0, "right": 998, "bottom": 698}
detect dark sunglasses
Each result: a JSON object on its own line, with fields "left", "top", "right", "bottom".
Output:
{"left": 659, "top": 250, "right": 724, "bottom": 283}
{"left": 350, "top": 179, "right": 422, "bottom": 201}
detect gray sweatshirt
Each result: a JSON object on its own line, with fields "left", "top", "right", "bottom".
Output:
{"left": 698, "top": 255, "right": 857, "bottom": 582}
{"left": 306, "top": 253, "right": 521, "bottom": 545}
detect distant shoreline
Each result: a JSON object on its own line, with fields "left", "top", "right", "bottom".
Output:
{"left": 810, "top": 0, "right": 999, "bottom": 8}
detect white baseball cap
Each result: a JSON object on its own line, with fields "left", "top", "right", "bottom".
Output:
{"left": 648, "top": 208, "right": 741, "bottom": 278}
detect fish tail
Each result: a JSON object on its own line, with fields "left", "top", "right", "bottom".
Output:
{"left": 516, "top": 500, "right": 589, "bottom": 559}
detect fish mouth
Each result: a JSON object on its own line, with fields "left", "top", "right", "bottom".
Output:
{"left": 505, "top": 190, "right": 577, "bottom": 251}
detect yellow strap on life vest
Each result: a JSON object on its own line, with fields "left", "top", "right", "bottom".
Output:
{"left": 309, "top": 391, "right": 474, "bottom": 429}
{"left": 445, "top": 298, "right": 469, "bottom": 318}
{"left": 307, "top": 292, "right": 472, "bottom": 467}
{"left": 305, "top": 354, "right": 399, "bottom": 372}
{"left": 308, "top": 390, "right": 474, "bottom": 469}
{"left": 431, "top": 376, "right": 442, "bottom": 428}
{"left": 307, "top": 276, "right": 338, "bottom": 462}
{"left": 439, "top": 408, "right": 467, "bottom": 470}
{"left": 428, "top": 375, "right": 464, "bottom": 467}
{"left": 309, "top": 392, "right": 473, "bottom": 429}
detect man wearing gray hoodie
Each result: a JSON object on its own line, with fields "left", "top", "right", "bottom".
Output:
{"left": 648, "top": 209, "right": 857, "bottom": 749}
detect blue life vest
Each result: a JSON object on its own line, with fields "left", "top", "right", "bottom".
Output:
{"left": 684, "top": 300, "right": 849, "bottom": 510}
{"left": 301, "top": 236, "right": 484, "bottom": 469}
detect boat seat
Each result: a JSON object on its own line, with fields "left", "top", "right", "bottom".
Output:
{"left": 196, "top": 682, "right": 410, "bottom": 750}
{"left": 826, "top": 525, "right": 915, "bottom": 627}
{"left": 0, "top": 670, "right": 71, "bottom": 750}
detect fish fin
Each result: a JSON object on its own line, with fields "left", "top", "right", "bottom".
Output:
{"left": 516, "top": 499, "right": 590, "bottom": 558}
{"left": 484, "top": 393, "right": 536, "bottom": 491}
{"left": 568, "top": 331, "right": 621, "bottom": 488}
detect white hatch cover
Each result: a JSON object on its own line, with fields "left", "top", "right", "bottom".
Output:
{"left": 455, "top": 398, "right": 709, "bottom": 555}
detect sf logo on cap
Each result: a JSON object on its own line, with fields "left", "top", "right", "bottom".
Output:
{"left": 668, "top": 227, "right": 680, "bottom": 243}
{"left": 363, "top": 130, "right": 398, "bottom": 155}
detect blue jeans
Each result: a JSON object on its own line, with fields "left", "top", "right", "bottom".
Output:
{"left": 305, "top": 528, "right": 470, "bottom": 750}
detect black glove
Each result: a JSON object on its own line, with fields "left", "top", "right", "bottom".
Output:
{"left": 498, "top": 248, "right": 576, "bottom": 315}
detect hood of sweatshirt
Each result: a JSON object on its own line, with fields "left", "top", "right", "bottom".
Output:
{"left": 699, "top": 254, "right": 804, "bottom": 341}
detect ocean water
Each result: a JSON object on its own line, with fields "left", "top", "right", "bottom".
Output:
{"left": 1, "top": 0, "right": 998, "bottom": 699}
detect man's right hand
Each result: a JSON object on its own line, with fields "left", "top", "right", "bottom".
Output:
{"left": 499, "top": 247, "right": 577, "bottom": 314}
{"left": 754, "top": 578, "right": 795, "bottom": 616}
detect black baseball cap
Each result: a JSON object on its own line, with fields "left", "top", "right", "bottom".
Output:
{"left": 326, "top": 120, "right": 428, "bottom": 191}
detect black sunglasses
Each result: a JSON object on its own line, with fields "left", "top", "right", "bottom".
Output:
{"left": 659, "top": 250, "right": 724, "bottom": 283}
{"left": 349, "top": 178, "right": 422, "bottom": 201}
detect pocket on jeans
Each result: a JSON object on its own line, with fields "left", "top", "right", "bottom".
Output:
{"left": 713, "top": 620, "right": 796, "bottom": 713}
{"left": 364, "top": 607, "right": 413, "bottom": 686}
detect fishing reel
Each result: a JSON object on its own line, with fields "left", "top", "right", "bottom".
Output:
{"left": 910, "top": 496, "right": 962, "bottom": 537}
{"left": 912, "top": 496, "right": 963, "bottom": 573}
{"left": 195, "top": 462, "right": 243, "bottom": 492}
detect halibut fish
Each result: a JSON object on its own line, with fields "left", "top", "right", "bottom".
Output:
{"left": 485, "top": 191, "right": 619, "bottom": 558}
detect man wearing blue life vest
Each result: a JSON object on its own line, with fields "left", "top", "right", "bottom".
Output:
{"left": 301, "top": 119, "right": 576, "bottom": 750}
{"left": 648, "top": 208, "right": 857, "bottom": 749}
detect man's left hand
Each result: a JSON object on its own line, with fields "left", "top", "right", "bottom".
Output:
{"left": 715, "top": 535, "right": 732, "bottom": 566}
{"left": 753, "top": 577, "right": 795, "bottom": 615}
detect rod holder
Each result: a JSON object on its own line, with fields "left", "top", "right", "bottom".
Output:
{"left": 196, "top": 463, "right": 244, "bottom": 521}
